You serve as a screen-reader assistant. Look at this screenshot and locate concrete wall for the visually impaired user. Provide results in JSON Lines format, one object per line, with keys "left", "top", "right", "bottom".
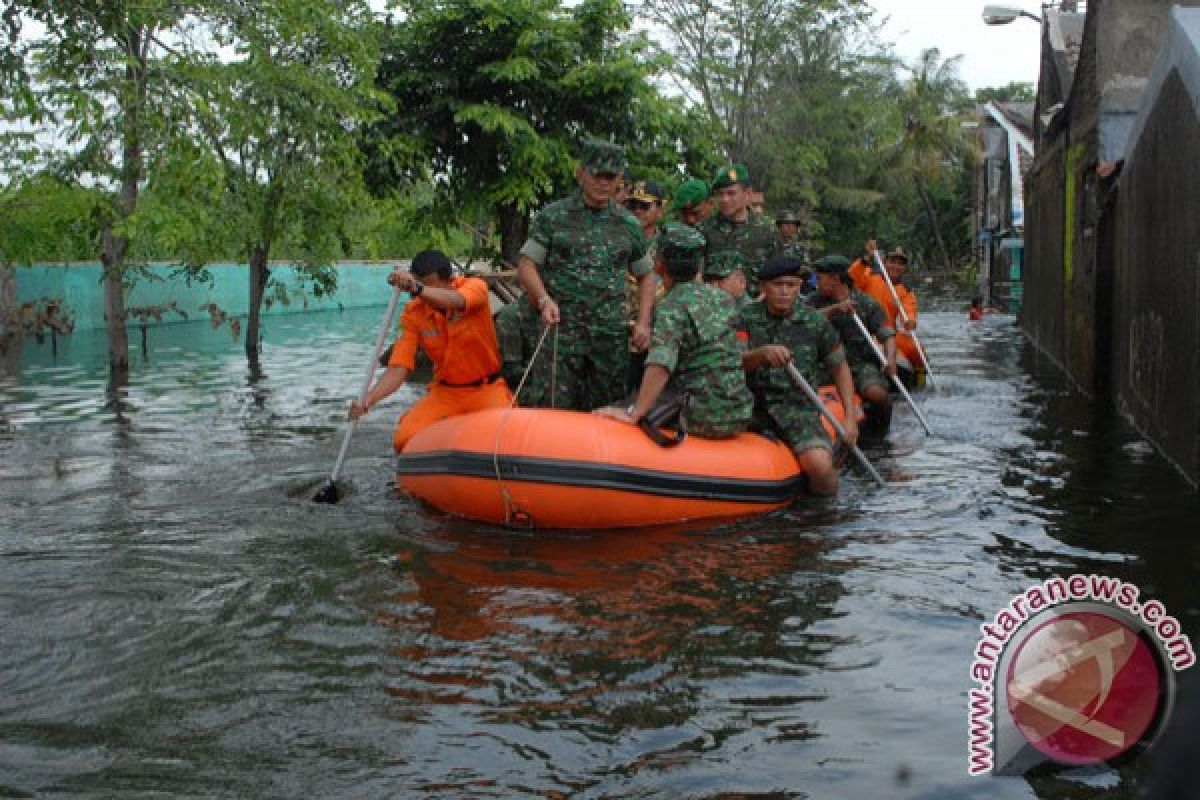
{"left": 1111, "top": 10, "right": 1200, "bottom": 485}
{"left": 11, "top": 261, "right": 401, "bottom": 332}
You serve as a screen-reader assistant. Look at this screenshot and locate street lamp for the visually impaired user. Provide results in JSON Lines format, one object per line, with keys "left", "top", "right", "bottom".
{"left": 982, "top": 4, "right": 1042, "bottom": 25}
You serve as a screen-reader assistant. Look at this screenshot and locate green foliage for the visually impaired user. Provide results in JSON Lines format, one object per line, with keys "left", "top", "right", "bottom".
{"left": 974, "top": 82, "right": 1036, "bottom": 105}
{"left": 0, "top": 173, "right": 103, "bottom": 264}
{"left": 371, "top": 0, "right": 711, "bottom": 260}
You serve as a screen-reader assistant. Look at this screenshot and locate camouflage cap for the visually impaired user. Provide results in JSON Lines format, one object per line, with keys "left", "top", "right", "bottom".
{"left": 657, "top": 222, "right": 706, "bottom": 263}
{"left": 703, "top": 250, "right": 745, "bottom": 279}
{"left": 711, "top": 163, "right": 750, "bottom": 190}
{"left": 758, "top": 254, "right": 805, "bottom": 281}
{"left": 775, "top": 209, "right": 801, "bottom": 224}
{"left": 813, "top": 254, "right": 851, "bottom": 274}
{"left": 885, "top": 245, "right": 909, "bottom": 263}
{"left": 673, "top": 178, "right": 709, "bottom": 209}
{"left": 579, "top": 138, "right": 626, "bottom": 173}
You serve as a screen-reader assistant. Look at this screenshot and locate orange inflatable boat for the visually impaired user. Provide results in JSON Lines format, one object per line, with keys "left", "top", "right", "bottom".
{"left": 396, "top": 387, "right": 850, "bottom": 529}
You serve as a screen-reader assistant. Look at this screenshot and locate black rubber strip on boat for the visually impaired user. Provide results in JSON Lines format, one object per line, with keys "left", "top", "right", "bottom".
{"left": 395, "top": 450, "right": 809, "bottom": 503}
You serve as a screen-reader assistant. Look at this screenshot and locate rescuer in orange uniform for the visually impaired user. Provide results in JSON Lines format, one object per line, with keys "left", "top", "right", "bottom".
{"left": 848, "top": 244, "right": 923, "bottom": 368}
{"left": 350, "top": 250, "right": 512, "bottom": 452}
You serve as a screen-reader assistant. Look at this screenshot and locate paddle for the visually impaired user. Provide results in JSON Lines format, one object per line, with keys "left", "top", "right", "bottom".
{"left": 313, "top": 284, "right": 405, "bottom": 504}
{"left": 849, "top": 310, "right": 935, "bottom": 436}
{"left": 871, "top": 250, "right": 938, "bottom": 389}
{"left": 784, "top": 362, "right": 885, "bottom": 487}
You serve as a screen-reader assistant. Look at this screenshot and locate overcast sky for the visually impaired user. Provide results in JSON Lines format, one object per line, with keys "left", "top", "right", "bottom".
{"left": 870, "top": 0, "right": 1043, "bottom": 90}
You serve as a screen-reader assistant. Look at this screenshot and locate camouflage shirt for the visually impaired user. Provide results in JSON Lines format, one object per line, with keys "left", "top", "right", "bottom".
{"left": 645, "top": 281, "right": 753, "bottom": 438}
{"left": 698, "top": 213, "right": 783, "bottom": 283}
{"left": 520, "top": 191, "right": 652, "bottom": 329}
{"left": 734, "top": 299, "right": 846, "bottom": 409}
{"left": 808, "top": 289, "right": 894, "bottom": 373}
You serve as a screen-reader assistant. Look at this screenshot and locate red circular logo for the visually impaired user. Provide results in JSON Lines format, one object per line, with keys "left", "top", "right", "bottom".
{"left": 1005, "top": 610, "right": 1164, "bottom": 765}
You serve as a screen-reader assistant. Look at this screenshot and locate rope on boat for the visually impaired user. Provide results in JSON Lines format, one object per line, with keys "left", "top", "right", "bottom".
{"left": 494, "top": 321, "right": 558, "bottom": 525}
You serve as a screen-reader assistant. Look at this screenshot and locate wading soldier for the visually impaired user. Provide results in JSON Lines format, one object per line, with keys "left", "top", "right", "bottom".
{"left": 699, "top": 164, "right": 782, "bottom": 286}
{"left": 809, "top": 254, "right": 896, "bottom": 431}
{"left": 597, "top": 223, "right": 753, "bottom": 439}
{"left": 516, "top": 139, "right": 654, "bottom": 410}
{"left": 737, "top": 254, "right": 859, "bottom": 496}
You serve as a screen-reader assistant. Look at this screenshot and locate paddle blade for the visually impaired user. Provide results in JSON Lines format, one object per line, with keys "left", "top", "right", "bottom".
{"left": 312, "top": 480, "right": 341, "bottom": 504}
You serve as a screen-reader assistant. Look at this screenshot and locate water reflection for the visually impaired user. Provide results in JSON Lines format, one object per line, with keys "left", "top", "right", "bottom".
{"left": 381, "top": 522, "right": 849, "bottom": 795}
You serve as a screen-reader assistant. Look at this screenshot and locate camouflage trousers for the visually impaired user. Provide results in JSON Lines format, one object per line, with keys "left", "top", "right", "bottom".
{"left": 754, "top": 400, "right": 833, "bottom": 455}
{"left": 493, "top": 300, "right": 528, "bottom": 392}
{"left": 510, "top": 309, "right": 630, "bottom": 411}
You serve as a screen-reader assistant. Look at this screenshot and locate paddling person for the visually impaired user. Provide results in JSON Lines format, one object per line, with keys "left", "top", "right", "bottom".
{"left": 809, "top": 254, "right": 896, "bottom": 431}
{"left": 349, "top": 250, "right": 511, "bottom": 452}
{"left": 849, "top": 245, "right": 920, "bottom": 340}
{"left": 736, "top": 254, "right": 859, "bottom": 496}
{"left": 516, "top": 138, "right": 655, "bottom": 410}
{"left": 597, "top": 223, "right": 752, "bottom": 439}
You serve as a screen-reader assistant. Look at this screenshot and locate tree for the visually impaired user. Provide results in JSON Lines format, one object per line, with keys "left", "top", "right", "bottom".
{"left": 183, "top": 0, "right": 383, "bottom": 360}
{"left": 371, "top": 0, "right": 703, "bottom": 264}
{"left": 974, "top": 82, "right": 1036, "bottom": 105}
{"left": 879, "top": 47, "right": 971, "bottom": 270}
{"left": 9, "top": 1, "right": 216, "bottom": 373}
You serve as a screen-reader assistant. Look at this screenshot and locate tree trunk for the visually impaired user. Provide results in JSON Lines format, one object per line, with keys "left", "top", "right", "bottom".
{"left": 101, "top": 233, "right": 130, "bottom": 373}
{"left": 915, "top": 176, "right": 952, "bottom": 270}
{"left": 498, "top": 204, "right": 529, "bottom": 268}
{"left": 246, "top": 244, "right": 270, "bottom": 360}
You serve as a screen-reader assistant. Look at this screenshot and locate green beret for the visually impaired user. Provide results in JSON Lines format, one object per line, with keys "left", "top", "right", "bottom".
{"left": 711, "top": 163, "right": 749, "bottom": 191}
{"left": 658, "top": 221, "right": 706, "bottom": 258}
{"left": 673, "top": 178, "right": 709, "bottom": 208}
{"left": 579, "top": 138, "right": 626, "bottom": 173}
{"left": 813, "top": 254, "right": 851, "bottom": 274}
{"left": 757, "top": 254, "right": 805, "bottom": 282}
{"left": 703, "top": 250, "right": 745, "bottom": 279}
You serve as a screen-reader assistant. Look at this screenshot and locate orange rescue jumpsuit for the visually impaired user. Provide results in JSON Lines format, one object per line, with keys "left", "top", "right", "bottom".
{"left": 388, "top": 276, "right": 512, "bottom": 452}
{"left": 848, "top": 257, "right": 924, "bottom": 368}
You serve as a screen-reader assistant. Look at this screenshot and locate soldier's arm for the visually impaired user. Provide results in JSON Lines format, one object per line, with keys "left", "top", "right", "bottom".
{"left": 829, "top": 357, "right": 859, "bottom": 448}
{"left": 632, "top": 272, "right": 655, "bottom": 351}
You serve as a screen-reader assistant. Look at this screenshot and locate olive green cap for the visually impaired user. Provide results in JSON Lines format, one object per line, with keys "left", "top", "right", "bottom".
{"left": 775, "top": 209, "right": 801, "bottom": 224}
{"left": 813, "top": 254, "right": 851, "bottom": 274}
{"left": 673, "top": 178, "right": 709, "bottom": 208}
{"left": 579, "top": 138, "right": 626, "bottom": 173}
{"left": 703, "top": 250, "right": 745, "bottom": 279}
{"left": 711, "top": 163, "right": 749, "bottom": 190}
{"left": 657, "top": 222, "right": 706, "bottom": 267}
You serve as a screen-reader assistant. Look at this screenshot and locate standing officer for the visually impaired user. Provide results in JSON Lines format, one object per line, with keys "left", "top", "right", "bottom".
{"left": 699, "top": 164, "right": 782, "bottom": 285}
{"left": 516, "top": 139, "right": 654, "bottom": 410}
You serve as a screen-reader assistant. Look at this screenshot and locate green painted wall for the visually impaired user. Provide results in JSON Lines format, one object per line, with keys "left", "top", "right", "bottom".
{"left": 14, "top": 261, "right": 402, "bottom": 331}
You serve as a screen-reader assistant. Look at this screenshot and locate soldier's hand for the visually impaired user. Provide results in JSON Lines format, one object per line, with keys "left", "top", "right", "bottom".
{"left": 841, "top": 416, "right": 860, "bottom": 449}
{"left": 540, "top": 298, "right": 560, "bottom": 326}
{"left": 837, "top": 299, "right": 855, "bottom": 315}
{"left": 759, "top": 345, "right": 793, "bottom": 367}
{"left": 349, "top": 400, "right": 368, "bottom": 421}
{"left": 631, "top": 322, "right": 652, "bottom": 352}
{"left": 594, "top": 405, "right": 634, "bottom": 424}
{"left": 883, "top": 361, "right": 898, "bottom": 379}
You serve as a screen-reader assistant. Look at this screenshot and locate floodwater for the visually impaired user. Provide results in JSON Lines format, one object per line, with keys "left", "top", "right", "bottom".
{"left": 1, "top": 303, "right": 1198, "bottom": 799}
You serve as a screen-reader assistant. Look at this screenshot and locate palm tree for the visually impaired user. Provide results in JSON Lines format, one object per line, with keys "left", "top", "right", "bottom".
{"left": 882, "top": 48, "right": 971, "bottom": 270}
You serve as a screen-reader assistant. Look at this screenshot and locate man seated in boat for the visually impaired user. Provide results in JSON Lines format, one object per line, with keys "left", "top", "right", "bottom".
{"left": 349, "top": 250, "right": 512, "bottom": 452}
{"left": 595, "top": 223, "right": 753, "bottom": 440}
{"left": 808, "top": 254, "right": 896, "bottom": 431}
{"left": 736, "top": 254, "right": 860, "bottom": 496}
{"left": 848, "top": 244, "right": 922, "bottom": 369}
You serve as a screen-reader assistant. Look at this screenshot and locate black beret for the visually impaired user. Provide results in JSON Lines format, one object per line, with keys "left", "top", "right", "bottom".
{"left": 757, "top": 254, "right": 805, "bottom": 281}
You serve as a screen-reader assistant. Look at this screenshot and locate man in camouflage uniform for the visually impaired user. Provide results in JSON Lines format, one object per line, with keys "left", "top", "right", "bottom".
{"left": 775, "top": 209, "right": 810, "bottom": 261}
{"left": 699, "top": 164, "right": 782, "bottom": 286}
{"left": 736, "top": 254, "right": 859, "bottom": 496}
{"left": 702, "top": 250, "right": 750, "bottom": 312}
{"left": 808, "top": 254, "right": 896, "bottom": 430}
{"left": 596, "top": 223, "right": 752, "bottom": 439}
{"left": 674, "top": 178, "right": 712, "bottom": 227}
{"left": 516, "top": 139, "right": 654, "bottom": 410}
